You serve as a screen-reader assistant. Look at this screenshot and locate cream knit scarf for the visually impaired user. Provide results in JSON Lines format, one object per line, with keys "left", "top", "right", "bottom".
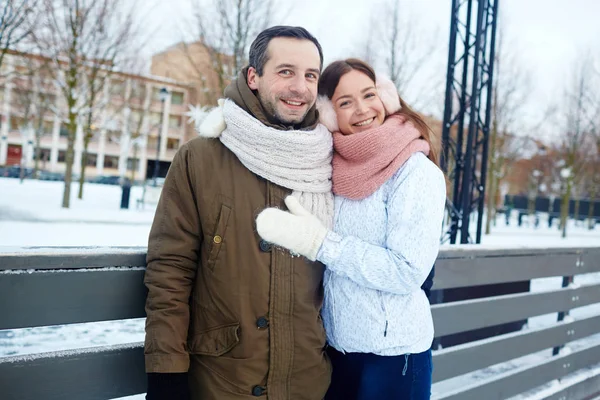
{"left": 200, "top": 99, "right": 334, "bottom": 228}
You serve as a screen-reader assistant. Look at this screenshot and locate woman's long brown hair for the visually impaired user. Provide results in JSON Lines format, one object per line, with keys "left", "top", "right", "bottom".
{"left": 318, "top": 58, "right": 441, "bottom": 168}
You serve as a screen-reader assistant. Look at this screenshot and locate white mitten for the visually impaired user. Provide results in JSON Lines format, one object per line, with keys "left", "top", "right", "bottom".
{"left": 256, "top": 196, "right": 328, "bottom": 261}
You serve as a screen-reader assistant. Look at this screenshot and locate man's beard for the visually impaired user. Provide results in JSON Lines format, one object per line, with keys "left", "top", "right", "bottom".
{"left": 258, "top": 91, "right": 311, "bottom": 126}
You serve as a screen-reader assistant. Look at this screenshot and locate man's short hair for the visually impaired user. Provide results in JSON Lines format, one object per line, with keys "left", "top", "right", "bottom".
{"left": 248, "top": 26, "right": 324, "bottom": 76}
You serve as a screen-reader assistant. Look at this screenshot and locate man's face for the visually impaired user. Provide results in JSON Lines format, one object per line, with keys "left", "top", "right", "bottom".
{"left": 247, "top": 37, "right": 321, "bottom": 126}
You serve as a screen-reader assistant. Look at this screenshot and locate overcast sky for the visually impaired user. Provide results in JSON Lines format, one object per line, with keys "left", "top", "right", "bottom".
{"left": 143, "top": 0, "right": 600, "bottom": 136}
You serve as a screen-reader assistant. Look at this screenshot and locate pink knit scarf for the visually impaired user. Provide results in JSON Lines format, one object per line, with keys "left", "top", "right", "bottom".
{"left": 332, "top": 114, "right": 430, "bottom": 200}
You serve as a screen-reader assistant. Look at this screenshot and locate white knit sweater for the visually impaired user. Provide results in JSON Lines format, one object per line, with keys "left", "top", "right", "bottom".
{"left": 316, "top": 152, "right": 446, "bottom": 355}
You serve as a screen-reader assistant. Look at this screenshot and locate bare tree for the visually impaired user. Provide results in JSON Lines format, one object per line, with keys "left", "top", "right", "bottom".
{"left": 34, "top": 0, "right": 146, "bottom": 207}
{"left": 10, "top": 60, "right": 36, "bottom": 181}
{"left": 385, "top": 0, "right": 438, "bottom": 93}
{"left": 174, "top": 0, "right": 274, "bottom": 105}
{"left": 0, "top": 0, "right": 39, "bottom": 72}
{"left": 127, "top": 111, "right": 147, "bottom": 184}
{"left": 356, "top": 10, "right": 381, "bottom": 68}
{"left": 11, "top": 55, "right": 54, "bottom": 178}
{"left": 584, "top": 140, "right": 599, "bottom": 229}
{"left": 357, "top": 0, "right": 439, "bottom": 108}
{"left": 484, "top": 26, "right": 533, "bottom": 234}
{"left": 121, "top": 80, "right": 151, "bottom": 184}
{"left": 556, "top": 55, "right": 598, "bottom": 237}
{"left": 584, "top": 73, "right": 600, "bottom": 229}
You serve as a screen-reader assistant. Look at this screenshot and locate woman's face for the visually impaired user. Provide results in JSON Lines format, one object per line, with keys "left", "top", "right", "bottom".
{"left": 331, "top": 70, "right": 386, "bottom": 135}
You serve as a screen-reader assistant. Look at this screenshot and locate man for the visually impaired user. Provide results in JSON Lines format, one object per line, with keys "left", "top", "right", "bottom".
{"left": 144, "top": 26, "right": 333, "bottom": 400}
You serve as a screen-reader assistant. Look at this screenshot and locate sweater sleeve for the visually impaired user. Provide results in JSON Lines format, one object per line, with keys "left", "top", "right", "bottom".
{"left": 317, "top": 155, "right": 446, "bottom": 295}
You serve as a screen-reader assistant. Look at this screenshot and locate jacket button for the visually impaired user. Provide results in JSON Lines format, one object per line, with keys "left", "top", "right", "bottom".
{"left": 252, "top": 386, "right": 265, "bottom": 396}
{"left": 256, "top": 316, "right": 269, "bottom": 329}
{"left": 213, "top": 235, "right": 222, "bottom": 244}
{"left": 259, "top": 239, "right": 272, "bottom": 252}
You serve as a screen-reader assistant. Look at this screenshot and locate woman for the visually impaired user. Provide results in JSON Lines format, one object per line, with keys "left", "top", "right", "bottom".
{"left": 256, "top": 58, "right": 446, "bottom": 399}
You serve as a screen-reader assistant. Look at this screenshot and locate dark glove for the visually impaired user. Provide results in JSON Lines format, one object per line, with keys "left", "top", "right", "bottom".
{"left": 146, "top": 372, "right": 190, "bottom": 400}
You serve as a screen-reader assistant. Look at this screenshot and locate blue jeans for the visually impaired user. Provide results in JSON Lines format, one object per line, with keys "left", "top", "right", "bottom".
{"left": 325, "top": 347, "right": 432, "bottom": 400}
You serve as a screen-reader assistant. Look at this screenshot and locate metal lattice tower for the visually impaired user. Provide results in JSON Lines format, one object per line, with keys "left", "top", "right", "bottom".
{"left": 441, "top": 0, "right": 499, "bottom": 244}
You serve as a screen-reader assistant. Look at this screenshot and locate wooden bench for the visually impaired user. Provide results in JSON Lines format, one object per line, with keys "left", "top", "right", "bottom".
{"left": 1, "top": 246, "right": 599, "bottom": 400}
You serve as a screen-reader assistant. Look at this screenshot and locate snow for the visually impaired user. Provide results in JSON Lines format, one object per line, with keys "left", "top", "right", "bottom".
{"left": 0, "top": 178, "right": 155, "bottom": 246}
{"left": 0, "top": 341, "right": 143, "bottom": 364}
{"left": 2, "top": 177, "right": 599, "bottom": 247}
{"left": 1, "top": 177, "right": 599, "bottom": 399}
{"left": 0, "top": 319, "right": 146, "bottom": 358}
{"left": 0, "top": 266, "right": 146, "bottom": 274}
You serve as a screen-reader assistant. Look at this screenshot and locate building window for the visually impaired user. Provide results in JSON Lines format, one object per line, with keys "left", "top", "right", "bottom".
{"left": 10, "top": 116, "right": 24, "bottom": 131}
{"left": 171, "top": 91, "right": 184, "bottom": 105}
{"left": 167, "top": 138, "right": 180, "bottom": 150}
{"left": 127, "top": 157, "right": 139, "bottom": 171}
{"left": 168, "top": 115, "right": 182, "bottom": 129}
{"left": 58, "top": 150, "right": 66, "bottom": 162}
{"left": 147, "top": 136, "right": 158, "bottom": 151}
{"left": 85, "top": 153, "right": 97, "bottom": 166}
{"left": 129, "top": 110, "right": 144, "bottom": 129}
{"left": 149, "top": 112, "right": 161, "bottom": 126}
{"left": 43, "top": 121, "right": 54, "bottom": 135}
{"left": 130, "top": 82, "right": 146, "bottom": 102}
{"left": 104, "top": 155, "right": 119, "bottom": 169}
{"left": 35, "top": 148, "right": 51, "bottom": 162}
{"left": 59, "top": 124, "right": 70, "bottom": 137}
{"left": 39, "top": 92, "right": 56, "bottom": 107}
{"left": 107, "top": 130, "right": 121, "bottom": 144}
{"left": 111, "top": 79, "right": 125, "bottom": 96}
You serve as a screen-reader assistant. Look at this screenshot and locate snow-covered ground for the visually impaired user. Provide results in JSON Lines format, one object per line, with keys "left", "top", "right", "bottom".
{"left": 1, "top": 177, "right": 599, "bottom": 399}
{"left": 0, "top": 177, "right": 155, "bottom": 247}
{"left": 1, "top": 177, "right": 599, "bottom": 248}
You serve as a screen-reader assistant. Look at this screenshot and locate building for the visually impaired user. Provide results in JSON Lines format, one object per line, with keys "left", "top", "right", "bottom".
{"left": 0, "top": 49, "right": 198, "bottom": 181}
{"left": 150, "top": 41, "right": 234, "bottom": 106}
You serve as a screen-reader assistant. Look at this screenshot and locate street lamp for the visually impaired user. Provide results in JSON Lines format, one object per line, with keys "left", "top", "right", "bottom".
{"left": 152, "top": 87, "right": 169, "bottom": 187}
{"left": 560, "top": 167, "right": 571, "bottom": 180}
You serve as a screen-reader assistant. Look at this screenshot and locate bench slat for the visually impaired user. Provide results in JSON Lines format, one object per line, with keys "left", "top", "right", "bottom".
{"left": 432, "top": 283, "right": 600, "bottom": 337}
{"left": 433, "top": 314, "right": 600, "bottom": 382}
{"left": 433, "top": 248, "right": 600, "bottom": 290}
{"left": 0, "top": 269, "right": 147, "bottom": 330}
{"left": 433, "top": 341, "right": 600, "bottom": 400}
{"left": 0, "top": 247, "right": 146, "bottom": 270}
{"left": 0, "top": 343, "right": 145, "bottom": 400}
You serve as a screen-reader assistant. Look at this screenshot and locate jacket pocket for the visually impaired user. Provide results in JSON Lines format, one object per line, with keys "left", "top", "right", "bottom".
{"left": 207, "top": 203, "right": 232, "bottom": 271}
{"left": 188, "top": 322, "right": 240, "bottom": 356}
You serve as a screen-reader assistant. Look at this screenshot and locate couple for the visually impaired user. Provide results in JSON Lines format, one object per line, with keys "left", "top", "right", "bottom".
{"left": 144, "top": 25, "right": 446, "bottom": 400}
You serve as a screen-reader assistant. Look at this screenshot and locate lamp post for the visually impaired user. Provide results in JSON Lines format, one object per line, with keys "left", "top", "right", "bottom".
{"left": 152, "top": 87, "right": 169, "bottom": 187}
{"left": 560, "top": 167, "right": 572, "bottom": 238}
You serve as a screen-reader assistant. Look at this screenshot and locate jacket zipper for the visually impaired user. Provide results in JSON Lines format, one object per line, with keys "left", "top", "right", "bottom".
{"left": 379, "top": 291, "right": 389, "bottom": 337}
